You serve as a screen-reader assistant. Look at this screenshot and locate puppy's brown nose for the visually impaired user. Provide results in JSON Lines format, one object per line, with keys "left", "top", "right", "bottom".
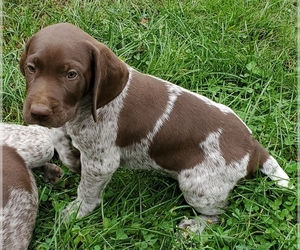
{"left": 30, "top": 104, "right": 52, "bottom": 120}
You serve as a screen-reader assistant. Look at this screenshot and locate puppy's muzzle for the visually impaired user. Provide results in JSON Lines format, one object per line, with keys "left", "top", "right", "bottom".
{"left": 30, "top": 103, "right": 52, "bottom": 122}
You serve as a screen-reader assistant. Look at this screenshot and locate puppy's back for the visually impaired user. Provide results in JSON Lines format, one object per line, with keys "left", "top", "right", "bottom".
{"left": 1, "top": 145, "right": 38, "bottom": 250}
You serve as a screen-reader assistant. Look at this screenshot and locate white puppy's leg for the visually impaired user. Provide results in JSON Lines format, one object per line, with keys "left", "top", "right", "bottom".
{"left": 177, "top": 171, "right": 233, "bottom": 235}
{"left": 63, "top": 150, "right": 120, "bottom": 219}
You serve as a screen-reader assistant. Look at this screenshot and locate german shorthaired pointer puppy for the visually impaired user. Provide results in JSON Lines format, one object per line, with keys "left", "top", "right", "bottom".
{"left": 0, "top": 123, "right": 80, "bottom": 249}
{"left": 1, "top": 124, "right": 57, "bottom": 249}
{"left": 20, "top": 23, "right": 291, "bottom": 233}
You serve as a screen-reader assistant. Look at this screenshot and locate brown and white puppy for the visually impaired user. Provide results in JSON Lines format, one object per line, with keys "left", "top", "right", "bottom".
{"left": 20, "top": 23, "right": 291, "bottom": 233}
{"left": 1, "top": 144, "right": 39, "bottom": 250}
{"left": 0, "top": 123, "right": 80, "bottom": 249}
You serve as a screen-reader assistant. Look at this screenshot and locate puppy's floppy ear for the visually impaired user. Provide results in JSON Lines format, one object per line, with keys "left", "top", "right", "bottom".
{"left": 19, "top": 37, "right": 33, "bottom": 76}
{"left": 86, "top": 41, "right": 129, "bottom": 122}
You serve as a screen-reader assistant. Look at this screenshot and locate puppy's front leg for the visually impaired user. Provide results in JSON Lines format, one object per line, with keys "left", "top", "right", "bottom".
{"left": 50, "top": 126, "right": 81, "bottom": 174}
{"left": 63, "top": 151, "right": 120, "bottom": 219}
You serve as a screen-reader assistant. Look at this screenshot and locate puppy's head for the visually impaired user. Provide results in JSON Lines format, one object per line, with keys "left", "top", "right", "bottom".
{"left": 20, "top": 23, "right": 129, "bottom": 127}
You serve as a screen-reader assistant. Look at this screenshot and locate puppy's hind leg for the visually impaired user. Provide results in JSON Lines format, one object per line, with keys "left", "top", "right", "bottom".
{"left": 177, "top": 193, "right": 225, "bottom": 236}
{"left": 177, "top": 171, "right": 235, "bottom": 235}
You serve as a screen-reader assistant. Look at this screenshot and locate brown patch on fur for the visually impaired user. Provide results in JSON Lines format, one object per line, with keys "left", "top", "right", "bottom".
{"left": 2, "top": 145, "right": 33, "bottom": 207}
{"left": 246, "top": 139, "right": 270, "bottom": 178}
{"left": 116, "top": 71, "right": 169, "bottom": 147}
{"left": 218, "top": 113, "right": 253, "bottom": 164}
{"left": 149, "top": 91, "right": 253, "bottom": 172}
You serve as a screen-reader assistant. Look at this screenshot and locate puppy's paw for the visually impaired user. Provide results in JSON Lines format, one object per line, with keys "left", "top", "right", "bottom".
{"left": 62, "top": 197, "right": 98, "bottom": 222}
{"left": 177, "top": 215, "right": 219, "bottom": 238}
{"left": 61, "top": 200, "right": 81, "bottom": 221}
{"left": 43, "top": 163, "right": 64, "bottom": 185}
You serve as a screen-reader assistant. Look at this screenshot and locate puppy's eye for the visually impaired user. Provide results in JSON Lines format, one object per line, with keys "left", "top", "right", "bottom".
{"left": 67, "top": 71, "right": 77, "bottom": 79}
{"left": 27, "top": 65, "right": 35, "bottom": 73}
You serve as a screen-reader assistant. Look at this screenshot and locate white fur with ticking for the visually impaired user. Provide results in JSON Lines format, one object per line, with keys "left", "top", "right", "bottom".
{"left": 0, "top": 124, "right": 52, "bottom": 249}
{"left": 178, "top": 129, "right": 250, "bottom": 215}
{"left": 64, "top": 81, "right": 130, "bottom": 217}
{"left": 0, "top": 123, "right": 79, "bottom": 249}
{"left": 0, "top": 123, "right": 81, "bottom": 173}
{"left": 1, "top": 185, "right": 38, "bottom": 249}
{"left": 0, "top": 123, "right": 54, "bottom": 168}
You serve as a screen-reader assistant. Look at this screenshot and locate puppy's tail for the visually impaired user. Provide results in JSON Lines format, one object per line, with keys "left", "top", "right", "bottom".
{"left": 252, "top": 140, "right": 291, "bottom": 188}
{"left": 260, "top": 155, "right": 291, "bottom": 188}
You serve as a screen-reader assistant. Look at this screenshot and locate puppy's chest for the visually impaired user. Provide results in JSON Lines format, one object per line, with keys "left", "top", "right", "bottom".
{"left": 66, "top": 112, "right": 120, "bottom": 158}
{"left": 66, "top": 89, "right": 128, "bottom": 156}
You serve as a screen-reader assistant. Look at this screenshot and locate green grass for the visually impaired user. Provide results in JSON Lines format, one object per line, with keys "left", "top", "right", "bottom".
{"left": 3, "top": 0, "right": 298, "bottom": 249}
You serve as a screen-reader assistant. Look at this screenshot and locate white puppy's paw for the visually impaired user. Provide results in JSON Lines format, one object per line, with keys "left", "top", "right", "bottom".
{"left": 61, "top": 200, "right": 81, "bottom": 221}
{"left": 177, "top": 215, "right": 219, "bottom": 238}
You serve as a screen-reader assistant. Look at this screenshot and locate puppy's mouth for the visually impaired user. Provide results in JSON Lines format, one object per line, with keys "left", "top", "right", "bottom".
{"left": 23, "top": 112, "right": 67, "bottom": 128}
{"left": 31, "top": 119, "right": 67, "bottom": 128}
{"left": 23, "top": 98, "right": 78, "bottom": 128}
{"left": 26, "top": 116, "right": 51, "bottom": 127}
